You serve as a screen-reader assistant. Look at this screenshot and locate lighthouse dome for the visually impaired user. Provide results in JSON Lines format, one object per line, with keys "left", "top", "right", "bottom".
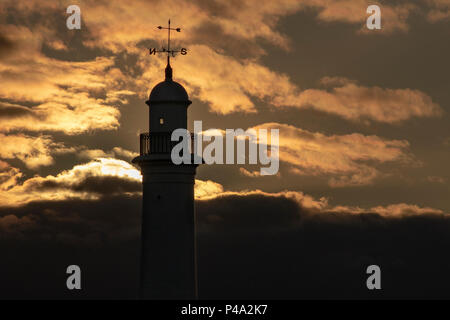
{"left": 149, "top": 80, "right": 189, "bottom": 102}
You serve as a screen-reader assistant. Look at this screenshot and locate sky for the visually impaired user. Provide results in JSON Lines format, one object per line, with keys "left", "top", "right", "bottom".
{"left": 0, "top": 0, "right": 450, "bottom": 299}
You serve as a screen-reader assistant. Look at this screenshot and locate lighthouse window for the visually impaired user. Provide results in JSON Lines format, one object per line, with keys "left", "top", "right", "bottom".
{"left": 159, "top": 117, "right": 164, "bottom": 125}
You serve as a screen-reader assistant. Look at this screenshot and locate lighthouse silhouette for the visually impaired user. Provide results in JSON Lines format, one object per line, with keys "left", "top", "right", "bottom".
{"left": 133, "top": 57, "right": 199, "bottom": 299}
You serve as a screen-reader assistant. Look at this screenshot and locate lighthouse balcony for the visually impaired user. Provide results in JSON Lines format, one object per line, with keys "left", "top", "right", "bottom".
{"left": 139, "top": 132, "right": 194, "bottom": 155}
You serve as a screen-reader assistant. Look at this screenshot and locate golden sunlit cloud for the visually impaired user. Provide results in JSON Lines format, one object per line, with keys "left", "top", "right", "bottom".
{"left": 194, "top": 179, "right": 225, "bottom": 200}
{"left": 272, "top": 78, "right": 442, "bottom": 123}
{"left": 175, "top": 45, "right": 297, "bottom": 114}
{"left": 0, "top": 25, "right": 130, "bottom": 134}
{"left": 0, "top": 133, "right": 74, "bottom": 169}
{"left": 0, "top": 158, "right": 142, "bottom": 207}
{"left": 0, "top": 2, "right": 444, "bottom": 125}
{"left": 308, "top": 0, "right": 415, "bottom": 33}
{"left": 78, "top": 147, "right": 139, "bottom": 161}
{"left": 0, "top": 157, "right": 226, "bottom": 207}
{"left": 251, "top": 122, "right": 416, "bottom": 187}
{"left": 239, "top": 168, "right": 263, "bottom": 178}
{"left": 0, "top": 160, "right": 22, "bottom": 190}
{"left": 0, "top": 157, "right": 446, "bottom": 228}
{"left": 330, "top": 203, "right": 444, "bottom": 216}
{"left": 167, "top": 49, "right": 442, "bottom": 122}
{"left": 7, "top": 0, "right": 438, "bottom": 56}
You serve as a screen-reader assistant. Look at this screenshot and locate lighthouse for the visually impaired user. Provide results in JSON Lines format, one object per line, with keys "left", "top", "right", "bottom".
{"left": 133, "top": 46, "right": 199, "bottom": 298}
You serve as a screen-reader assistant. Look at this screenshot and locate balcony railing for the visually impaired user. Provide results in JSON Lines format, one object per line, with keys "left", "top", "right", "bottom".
{"left": 139, "top": 132, "right": 195, "bottom": 156}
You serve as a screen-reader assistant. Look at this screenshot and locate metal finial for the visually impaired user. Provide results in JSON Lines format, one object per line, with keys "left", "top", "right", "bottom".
{"left": 165, "top": 56, "right": 172, "bottom": 81}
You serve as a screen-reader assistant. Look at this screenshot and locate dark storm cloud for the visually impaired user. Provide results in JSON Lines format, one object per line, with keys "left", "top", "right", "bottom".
{"left": 1, "top": 190, "right": 450, "bottom": 299}
{"left": 25, "top": 174, "right": 141, "bottom": 196}
{"left": 0, "top": 196, "right": 142, "bottom": 299}
{"left": 71, "top": 176, "right": 141, "bottom": 195}
{"left": 196, "top": 193, "right": 303, "bottom": 230}
{"left": 196, "top": 194, "right": 450, "bottom": 299}
{"left": 0, "top": 195, "right": 141, "bottom": 243}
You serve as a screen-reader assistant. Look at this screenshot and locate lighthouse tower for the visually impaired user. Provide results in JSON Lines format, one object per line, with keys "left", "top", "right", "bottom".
{"left": 133, "top": 59, "right": 199, "bottom": 299}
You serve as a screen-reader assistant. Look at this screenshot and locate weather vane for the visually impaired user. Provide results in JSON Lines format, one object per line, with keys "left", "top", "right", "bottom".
{"left": 149, "top": 19, "right": 187, "bottom": 63}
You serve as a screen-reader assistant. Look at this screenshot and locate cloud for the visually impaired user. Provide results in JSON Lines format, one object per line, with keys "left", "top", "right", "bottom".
{"left": 0, "top": 101, "right": 34, "bottom": 118}
{"left": 330, "top": 203, "right": 444, "bottom": 217}
{"left": 171, "top": 45, "right": 298, "bottom": 114}
{"left": 160, "top": 46, "right": 441, "bottom": 121}
{"left": 0, "top": 0, "right": 448, "bottom": 299}
{"left": 0, "top": 133, "right": 74, "bottom": 169}
{"left": 143, "top": 46, "right": 442, "bottom": 123}
{"left": 137, "top": 45, "right": 297, "bottom": 114}
{"left": 112, "top": 147, "right": 139, "bottom": 160}
{"left": 1, "top": 180, "right": 447, "bottom": 299}
{"left": 250, "top": 122, "right": 415, "bottom": 187}
{"left": 319, "top": 76, "right": 357, "bottom": 87}
{"left": 0, "top": 190, "right": 448, "bottom": 299}
{"left": 308, "top": 0, "right": 416, "bottom": 34}
{"left": 194, "top": 191, "right": 450, "bottom": 299}
{"left": 176, "top": 51, "right": 442, "bottom": 122}
{"left": 1, "top": 167, "right": 445, "bottom": 238}
{"left": 77, "top": 147, "right": 138, "bottom": 161}
{"left": 191, "top": 121, "right": 418, "bottom": 186}
{"left": 0, "top": 3, "right": 443, "bottom": 123}
{"left": 0, "top": 148, "right": 435, "bottom": 215}
{"left": 239, "top": 168, "right": 263, "bottom": 178}
{"left": 0, "top": 158, "right": 142, "bottom": 207}
{"left": 197, "top": 186, "right": 444, "bottom": 219}
{"left": 0, "top": 132, "right": 138, "bottom": 172}
{"left": 0, "top": 213, "right": 33, "bottom": 232}
{"left": 194, "top": 179, "right": 225, "bottom": 200}
{"left": 426, "top": 0, "right": 450, "bottom": 22}
{"left": 0, "top": 156, "right": 227, "bottom": 207}
{"left": 272, "top": 78, "right": 442, "bottom": 123}
{"left": 239, "top": 167, "right": 281, "bottom": 178}
{"left": 427, "top": 175, "right": 447, "bottom": 184}
{"left": 0, "top": 25, "right": 130, "bottom": 134}
{"left": 6, "top": 0, "right": 423, "bottom": 59}
{"left": 0, "top": 162, "right": 447, "bottom": 298}
{"left": 0, "top": 160, "right": 22, "bottom": 190}
{"left": 78, "top": 149, "right": 111, "bottom": 160}
{"left": 61, "top": 0, "right": 298, "bottom": 53}
{"left": 0, "top": 32, "right": 15, "bottom": 57}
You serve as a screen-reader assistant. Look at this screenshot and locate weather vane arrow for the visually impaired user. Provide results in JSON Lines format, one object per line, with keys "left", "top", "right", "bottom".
{"left": 149, "top": 19, "right": 187, "bottom": 58}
